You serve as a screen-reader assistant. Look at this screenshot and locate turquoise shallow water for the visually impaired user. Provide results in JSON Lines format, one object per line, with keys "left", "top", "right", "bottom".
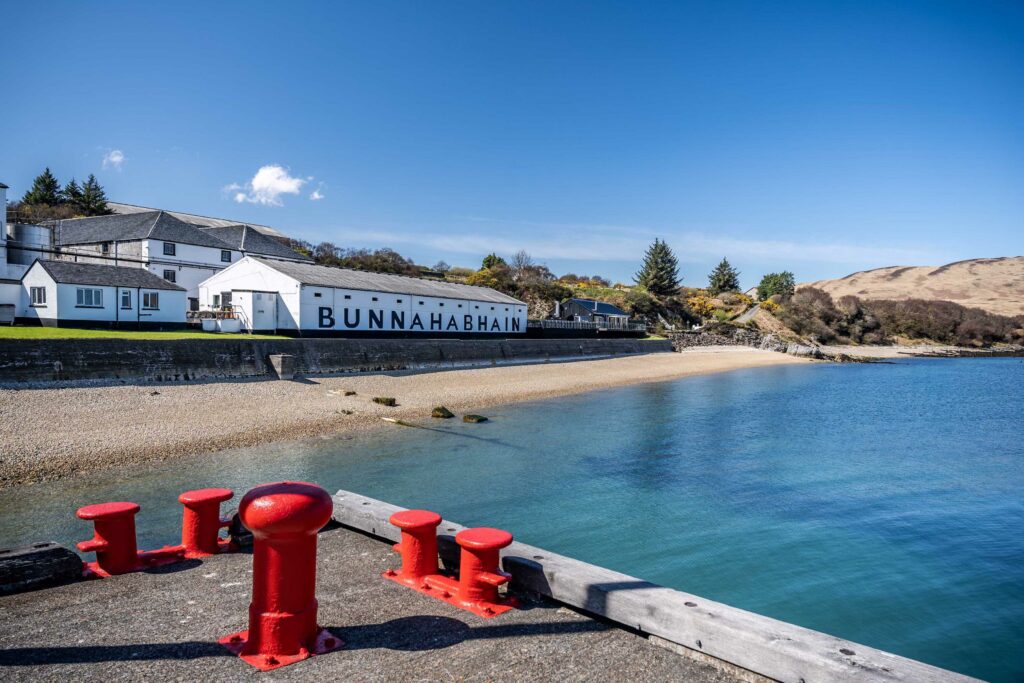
{"left": 1, "top": 358, "right": 1022, "bottom": 681}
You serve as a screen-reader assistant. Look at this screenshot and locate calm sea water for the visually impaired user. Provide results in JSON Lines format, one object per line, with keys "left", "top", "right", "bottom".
{"left": 1, "top": 358, "right": 1022, "bottom": 681}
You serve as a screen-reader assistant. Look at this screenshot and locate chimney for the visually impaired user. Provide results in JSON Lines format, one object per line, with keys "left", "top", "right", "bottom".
{"left": 0, "top": 182, "right": 7, "bottom": 241}
{"left": 554, "top": 299, "right": 560, "bottom": 318}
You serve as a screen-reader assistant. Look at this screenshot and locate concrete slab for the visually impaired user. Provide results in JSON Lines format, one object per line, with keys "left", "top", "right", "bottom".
{"left": 0, "top": 527, "right": 736, "bottom": 682}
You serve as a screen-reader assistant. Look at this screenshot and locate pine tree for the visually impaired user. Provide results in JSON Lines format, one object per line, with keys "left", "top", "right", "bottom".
{"left": 482, "top": 253, "right": 506, "bottom": 269}
{"left": 707, "top": 257, "right": 741, "bottom": 295}
{"left": 77, "top": 175, "right": 112, "bottom": 216}
{"left": 62, "top": 178, "right": 83, "bottom": 209}
{"left": 634, "top": 239, "right": 680, "bottom": 296}
{"left": 21, "top": 168, "right": 63, "bottom": 205}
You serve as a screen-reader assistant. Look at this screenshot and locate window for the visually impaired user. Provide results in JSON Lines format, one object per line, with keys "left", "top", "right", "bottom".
{"left": 101, "top": 242, "right": 110, "bottom": 254}
{"left": 439, "top": 302, "right": 444, "bottom": 307}
{"left": 143, "top": 292, "right": 159, "bottom": 310}
{"left": 76, "top": 288, "right": 103, "bottom": 307}
{"left": 458, "top": 304, "right": 462, "bottom": 308}
{"left": 419, "top": 301, "right": 424, "bottom": 305}
{"left": 212, "top": 294, "right": 220, "bottom": 307}
{"left": 221, "top": 250, "right": 231, "bottom": 263}
{"left": 30, "top": 287, "right": 46, "bottom": 306}
{"left": 313, "top": 292, "right": 322, "bottom": 298}
{"left": 163, "top": 242, "right": 176, "bottom": 256}
{"left": 344, "top": 294, "right": 351, "bottom": 300}
{"left": 396, "top": 299, "right": 402, "bottom": 304}
{"left": 121, "top": 290, "right": 131, "bottom": 309}
{"left": 372, "top": 297, "right": 378, "bottom": 302}
{"left": 163, "top": 270, "right": 176, "bottom": 283}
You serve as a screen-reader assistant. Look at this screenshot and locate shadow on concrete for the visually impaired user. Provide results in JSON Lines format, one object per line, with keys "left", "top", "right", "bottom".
{"left": 0, "top": 615, "right": 608, "bottom": 665}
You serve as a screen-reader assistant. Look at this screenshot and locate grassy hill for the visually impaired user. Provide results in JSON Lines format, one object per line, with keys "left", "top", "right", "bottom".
{"left": 803, "top": 256, "right": 1024, "bottom": 317}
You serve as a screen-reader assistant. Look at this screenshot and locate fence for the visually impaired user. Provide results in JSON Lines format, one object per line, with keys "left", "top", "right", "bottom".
{"left": 528, "top": 318, "right": 648, "bottom": 333}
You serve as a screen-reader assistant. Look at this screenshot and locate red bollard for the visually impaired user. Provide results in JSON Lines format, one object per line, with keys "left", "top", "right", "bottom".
{"left": 383, "top": 509, "right": 442, "bottom": 590}
{"left": 178, "top": 488, "right": 234, "bottom": 558}
{"left": 422, "top": 527, "right": 518, "bottom": 618}
{"left": 219, "top": 481, "right": 343, "bottom": 671}
{"left": 76, "top": 502, "right": 142, "bottom": 577}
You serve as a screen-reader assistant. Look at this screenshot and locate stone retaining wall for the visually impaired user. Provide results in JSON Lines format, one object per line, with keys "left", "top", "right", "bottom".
{"left": 0, "top": 337, "right": 673, "bottom": 383}
{"left": 667, "top": 324, "right": 825, "bottom": 358}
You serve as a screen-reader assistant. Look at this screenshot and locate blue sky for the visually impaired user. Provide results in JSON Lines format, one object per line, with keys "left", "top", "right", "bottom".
{"left": 2, "top": 1, "right": 1021, "bottom": 288}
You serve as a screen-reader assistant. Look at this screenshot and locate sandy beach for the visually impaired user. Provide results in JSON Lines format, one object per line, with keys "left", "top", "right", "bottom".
{"left": 0, "top": 347, "right": 809, "bottom": 488}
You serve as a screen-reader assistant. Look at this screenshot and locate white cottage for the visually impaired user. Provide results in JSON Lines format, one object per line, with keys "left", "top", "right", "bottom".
{"left": 19, "top": 259, "right": 187, "bottom": 329}
{"left": 198, "top": 256, "right": 528, "bottom": 335}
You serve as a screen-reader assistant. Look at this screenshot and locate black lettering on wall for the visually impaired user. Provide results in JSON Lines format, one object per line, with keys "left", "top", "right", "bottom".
{"left": 369, "top": 309, "right": 384, "bottom": 329}
{"left": 411, "top": 313, "right": 424, "bottom": 330}
{"left": 511, "top": 317, "right": 521, "bottom": 332}
{"left": 343, "top": 308, "right": 361, "bottom": 329}
{"left": 464, "top": 315, "right": 473, "bottom": 331}
{"left": 319, "top": 307, "right": 335, "bottom": 328}
{"left": 446, "top": 315, "right": 459, "bottom": 331}
{"left": 391, "top": 311, "right": 405, "bottom": 330}
{"left": 478, "top": 316, "right": 488, "bottom": 330}
{"left": 430, "top": 313, "right": 443, "bottom": 330}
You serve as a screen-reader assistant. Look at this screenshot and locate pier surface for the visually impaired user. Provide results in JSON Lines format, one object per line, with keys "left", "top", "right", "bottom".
{"left": 0, "top": 526, "right": 735, "bottom": 682}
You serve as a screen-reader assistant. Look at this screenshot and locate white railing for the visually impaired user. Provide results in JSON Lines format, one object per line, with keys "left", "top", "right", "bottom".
{"left": 528, "top": 318, "right": 648, "bottom": 332}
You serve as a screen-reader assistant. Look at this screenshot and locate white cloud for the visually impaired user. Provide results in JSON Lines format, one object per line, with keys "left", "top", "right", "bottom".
{"left": 228, "top": 165, "right": 308, "bottom": 206}
{"left": 102, "top": 149, "right": 125, "bottom": 170}
{"left": 309, "top": 183, "right": 325, "bottom": 201}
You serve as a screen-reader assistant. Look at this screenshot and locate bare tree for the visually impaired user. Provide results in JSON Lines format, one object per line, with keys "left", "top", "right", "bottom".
{"left": 511, "top": 250, "right": 535, "bottom": 281}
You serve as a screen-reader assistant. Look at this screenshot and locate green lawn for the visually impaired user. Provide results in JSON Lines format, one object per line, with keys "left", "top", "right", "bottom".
{"left": 0, "top": 327, "right": 288, "bottom": 340}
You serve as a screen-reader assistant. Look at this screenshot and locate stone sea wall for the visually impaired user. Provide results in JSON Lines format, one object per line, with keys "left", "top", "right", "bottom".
{"left": 667, "top": 324, "right": 825, "bottom": 358}
{"left": 0, "top": 337, "right": 673, "bottom": 383}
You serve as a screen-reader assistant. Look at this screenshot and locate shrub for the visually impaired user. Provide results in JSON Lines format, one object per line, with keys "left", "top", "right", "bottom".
{"left": 756, "top": 272, "right": 796, "bottom": 301}
{"left": 686, "top": 295, "right": 716, "bottom": 318}
{"left": 761, "top": 299, "right": 780, "bottom": 314}
{"left": 372, "top": 397, "right": 397, "bottom": 407}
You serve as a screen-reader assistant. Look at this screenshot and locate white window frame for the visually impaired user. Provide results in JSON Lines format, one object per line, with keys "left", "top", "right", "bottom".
{"left": 76, "top": 288, "right": 103, "bottom": 308}
{"left": 142, "top": 292, "right": 159, "bottom": 310}
{"left": 221, "top": 250, "right": 231, "bottom": 263}
{"left": 121, "top": 290, "right": 132, "bottom": 309}
{"left": 30, "top": 287, "right": 46, "bottom": 306}
{"left": 163, "top": 269, "right": 176, "bottom": 283}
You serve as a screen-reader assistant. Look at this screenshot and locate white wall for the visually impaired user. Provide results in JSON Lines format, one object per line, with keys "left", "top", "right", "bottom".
{"left": 198, "top": 258, "right": 301, "bottom": 330}
{"left": 143, "top": 239, "right": 238, "bottom": 299}
{"left": 19, "top": 263, "right": 58, "bottom": 321}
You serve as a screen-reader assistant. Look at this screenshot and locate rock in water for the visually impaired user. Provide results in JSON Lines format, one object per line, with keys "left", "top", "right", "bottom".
{"left": 463, "top": 414, "right": 488, "bottom": 423}
{"left": 432, "top": 406, "right": 455, "bottom": 419}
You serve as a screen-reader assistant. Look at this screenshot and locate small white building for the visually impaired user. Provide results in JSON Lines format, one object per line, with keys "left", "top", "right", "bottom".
{"left": 198, "top": 256, "right": 528, "bottom": 335}
{"left": 19, "top": 259, "right": 187, "bottom": 329}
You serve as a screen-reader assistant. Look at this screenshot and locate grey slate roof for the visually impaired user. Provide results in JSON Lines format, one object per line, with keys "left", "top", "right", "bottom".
{"left": 569, "top": 298, "right": 629, "bottom": 316}
{"left": 56, "top": 212, "right": 236, "bottom": 250}
{"left": 199, "top": 225, "right": 312, "bottom": 261}
{"left": 33, "top": 260, "right": 186, "bottom": 291}
{"left": 250, "top": 257, "right": 525, "bottom": 305}
{"left": 107, "top": 202, "right": 283, "bottom": 237}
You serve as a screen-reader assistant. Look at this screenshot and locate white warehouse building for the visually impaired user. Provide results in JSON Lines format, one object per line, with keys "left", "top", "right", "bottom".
{"left": 198, "top": 256, "right": 528, "bottom": 336}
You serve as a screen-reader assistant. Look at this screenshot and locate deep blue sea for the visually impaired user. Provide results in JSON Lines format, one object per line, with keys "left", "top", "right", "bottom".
{"left": 1, "top": 358, "right": 1022, "bottom": 681}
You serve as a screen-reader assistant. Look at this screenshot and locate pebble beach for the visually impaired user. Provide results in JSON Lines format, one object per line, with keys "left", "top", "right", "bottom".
{"left": 0, "top": 347, "right": 808, "bottom": 488}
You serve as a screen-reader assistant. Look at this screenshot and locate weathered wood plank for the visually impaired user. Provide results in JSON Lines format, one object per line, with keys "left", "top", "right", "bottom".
{"left": 0, "top": 541, "right": 82, "bottom": 595}
{"left": 332, "top": 490, "right": 979, "bottom": 683}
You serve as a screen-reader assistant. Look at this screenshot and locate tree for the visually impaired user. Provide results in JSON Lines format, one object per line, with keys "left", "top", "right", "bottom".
{"left": 432, "top": 260, "right": 451, "bottom": 274}
{"left": 482, "top": 253, "right": 506, "bottom": 269}
{"left": 634, "top": 239, "right": 680, "bottom": 296}
{"left": 21, "top": 168, "right": 63, "bottom": 206}
{"left": 510, "top": 250, "right": 535, "bottom": 280}
{"left": 756, "top": 271, "right": 796, "bottom": 301}
{"left": 77, "top": 175, "right": 112, "bottom": 216}
{"left": 707, "top": 257, "right": 740, "bottom": 295}
{"left": 63, "top": 178, "right": 83, "bottom": 208}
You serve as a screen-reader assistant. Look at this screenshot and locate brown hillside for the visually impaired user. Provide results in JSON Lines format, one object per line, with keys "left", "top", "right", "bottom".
{"left": 802, "top": 256, "right": 1024, "bottom": 317}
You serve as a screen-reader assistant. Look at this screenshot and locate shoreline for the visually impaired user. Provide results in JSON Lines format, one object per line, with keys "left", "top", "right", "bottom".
{"left": 0, "top": 347, "right": 809, "bottom": 488}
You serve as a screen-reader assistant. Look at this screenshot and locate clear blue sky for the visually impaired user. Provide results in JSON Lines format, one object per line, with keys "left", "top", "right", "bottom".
{"left": 3, "top": 1, "right": 1021, "bottom": 288}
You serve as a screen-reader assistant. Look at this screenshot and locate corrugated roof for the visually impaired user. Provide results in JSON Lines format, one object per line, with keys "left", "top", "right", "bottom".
{"left": 251, "top": 257, "right": 525, "bottom": 305}
{"left": 34, "top": 260, "right": 186, "bottom": 291}
{"left": 107, "top": 202, "right": 283, "bottom": 237}
{"left": 56, "top": 212, "right": 237, "bottom": 250}
{"left": 199, "top": 225, "right": 312, "bottom": 261}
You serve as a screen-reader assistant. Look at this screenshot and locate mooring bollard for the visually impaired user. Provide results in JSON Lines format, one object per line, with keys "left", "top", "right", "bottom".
{"left": 383, "top": 509, "right": 442, "bottom": 589}
{"left": 178, "top": 488, "right": 234, "bottom": 558}
{"left": 416, "top": 526, "right": 518, "bottom": 618}
{"left": 76, "top": 502, "right": 142, "bottom": 577}
{"left": 219, "top": 481, "right": 342, "bottom": 670}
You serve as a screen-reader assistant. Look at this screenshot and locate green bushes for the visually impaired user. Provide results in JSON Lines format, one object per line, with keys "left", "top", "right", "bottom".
{"left": 778, "top": 288, "right": 1024, "bottom": 346}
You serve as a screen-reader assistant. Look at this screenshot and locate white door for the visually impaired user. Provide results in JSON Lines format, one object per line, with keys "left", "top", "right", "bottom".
{"left": 251, "top": 292, "right": 277, "bottom": 330}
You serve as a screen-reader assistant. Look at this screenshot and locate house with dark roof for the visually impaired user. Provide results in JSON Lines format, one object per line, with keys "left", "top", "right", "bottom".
{"left": 558, "top": 298, "right": 631, "bottom": 327}
{"left": 51, "top": 211, "right": 310, "bottom": 306}
{"left": 20, "top": 259, "right": 186, "bottom": 329}
{"left": 197, "top": 256, "right": 527, "bottom": 335}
